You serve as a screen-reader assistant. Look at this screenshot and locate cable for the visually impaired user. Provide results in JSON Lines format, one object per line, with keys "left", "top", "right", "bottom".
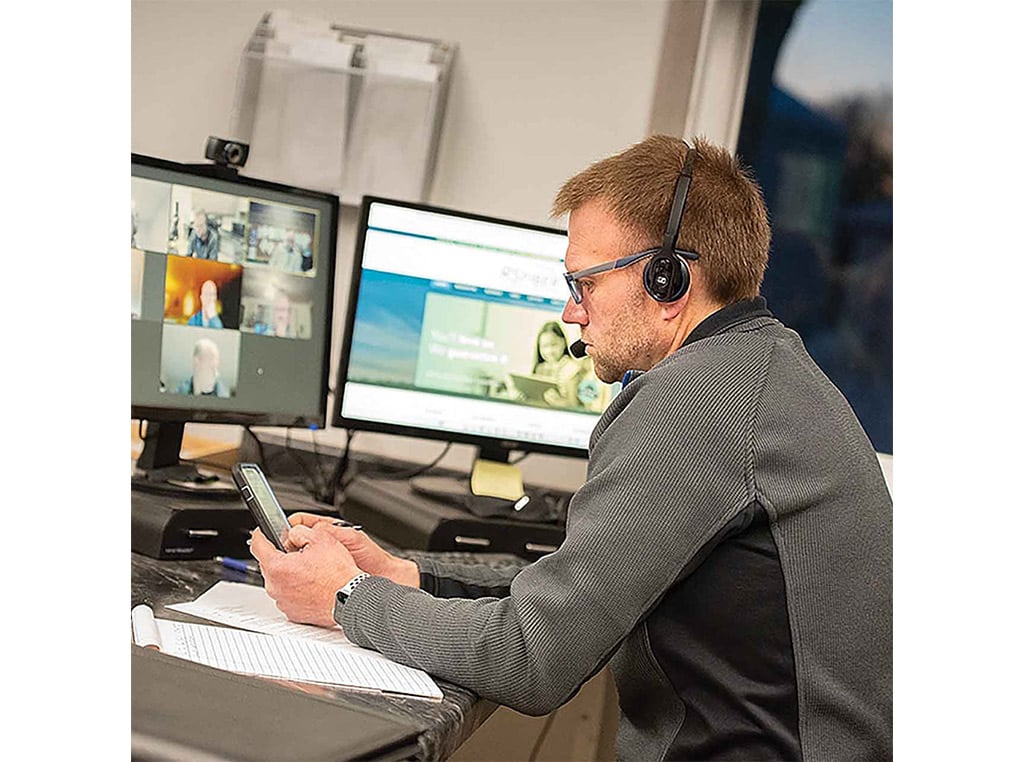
{"left": 328, "top": 429, "right": 358, "bottom": 498}
{"left": 309, "top": 427, "right": 329, "bottom": 476}
{"left": 243, "top": 426, "right": 269, "bottom": 472}
{"left": 284, "top": 427, "right": 327, "bottom": 499}
{"left": 527, "top": 708, "right": 559, "bottom": 762}
{"left": 244, "top": 425, "right": 349, "bottom": 506}
{"left": 308, "top": 427, "right": 340, "bottom": 504}
{"left": 364, "top": 442, "right": 453, "bottom": 482}
{"left": 247, "top": 426, "right": 304, "bottom": 475}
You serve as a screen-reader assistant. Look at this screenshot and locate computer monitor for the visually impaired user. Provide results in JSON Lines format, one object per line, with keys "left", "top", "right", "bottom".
{"left": 332, "top": 196, "right": 618, "bottom": 496}
{"left": 131, "top": 153, "right": 338, "bottom": 495}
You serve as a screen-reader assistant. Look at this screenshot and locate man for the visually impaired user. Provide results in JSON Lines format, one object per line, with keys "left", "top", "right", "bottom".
{"left": 269, "top": 229, "right": 303, "bottom": 272}
{"left": 251, "top": 135, "right": 892, "bottom": 760}
{"left": 187, "top": 210, "right": 220, "bottom": 259}
{"left": 187, "top": 280, "right": 224, "bottom": 328}
{"left": 175, "top": 338, "right": 229, "bottom": 397}
{"left": 255, "top": 290, "right": 292, "bottom": 337}
{"left": 271, "top": 290, "right": 293, "bottom": 337}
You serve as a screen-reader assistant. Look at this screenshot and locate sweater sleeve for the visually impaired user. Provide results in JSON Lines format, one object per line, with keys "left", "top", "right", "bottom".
{"left": 416, "top": 556, "right": 522, "bottom": 599}
{"left": 340, "top": 352, "right": 764, "bottom": 715}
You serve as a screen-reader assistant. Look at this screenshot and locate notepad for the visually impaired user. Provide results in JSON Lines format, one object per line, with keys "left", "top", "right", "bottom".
{"left": 132, "top": 604, "right": 442, "bottom": 701}
{"left": 470, "top": 459, "right": 525, "bottom": 501}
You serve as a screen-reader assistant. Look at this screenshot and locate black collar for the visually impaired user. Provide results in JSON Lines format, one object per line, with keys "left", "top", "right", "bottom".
{"left": 681, "top": 296, "right": 773, "bottom": 347}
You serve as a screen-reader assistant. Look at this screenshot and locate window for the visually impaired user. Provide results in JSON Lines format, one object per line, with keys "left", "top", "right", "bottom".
{"left": 737, "top": 0, "right": 893, "bottom": 453}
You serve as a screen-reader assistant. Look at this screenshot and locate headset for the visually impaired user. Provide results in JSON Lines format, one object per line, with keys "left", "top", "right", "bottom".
{"left": 642, "top": 143, "right": 700, "bottom": 302}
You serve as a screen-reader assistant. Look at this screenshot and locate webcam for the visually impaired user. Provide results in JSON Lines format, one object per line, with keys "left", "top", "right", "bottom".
{"left": 204, "top": 136, "right": 250, "bottom": 168}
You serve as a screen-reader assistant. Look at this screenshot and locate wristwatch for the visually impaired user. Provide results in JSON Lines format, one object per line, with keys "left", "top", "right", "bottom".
{"left": 334, "top": 573, "right": 371, "bottom": 621}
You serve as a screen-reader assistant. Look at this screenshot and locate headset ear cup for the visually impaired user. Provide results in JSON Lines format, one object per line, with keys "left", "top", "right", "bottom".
{"left": 643, "top": 253, "right": 690, "bottom": 302}
{"left": 675, "top": 257, "right": 690, "bottom": 300}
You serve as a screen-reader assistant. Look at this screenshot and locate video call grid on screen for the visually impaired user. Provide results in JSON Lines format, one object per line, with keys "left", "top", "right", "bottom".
{"left": 131, "top": 160, "right": 336, "bottom": 423}
{"left": 336, "top": 199, "right": 620, "bottom": 454}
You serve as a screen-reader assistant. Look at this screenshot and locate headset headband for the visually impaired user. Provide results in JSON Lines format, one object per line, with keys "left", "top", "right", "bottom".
{"left": 661, "top": 144, "right": 695, "bottom": 255}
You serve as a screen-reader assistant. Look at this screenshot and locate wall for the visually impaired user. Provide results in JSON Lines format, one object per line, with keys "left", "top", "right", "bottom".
{"left": 132, "top": 0, "right": 673, "bottom": 226}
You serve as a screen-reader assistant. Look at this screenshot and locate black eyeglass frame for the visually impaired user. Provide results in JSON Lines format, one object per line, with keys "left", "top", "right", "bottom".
{"left": 562, "top": 144, "right": 700, "bottom": 304}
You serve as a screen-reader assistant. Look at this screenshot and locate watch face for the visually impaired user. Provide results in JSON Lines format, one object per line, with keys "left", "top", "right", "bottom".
{"left": 333, "top": 591, "right": 347, "bottom": 625}
{"left": 336, "top": 573, "right": 369, "bottom": 611}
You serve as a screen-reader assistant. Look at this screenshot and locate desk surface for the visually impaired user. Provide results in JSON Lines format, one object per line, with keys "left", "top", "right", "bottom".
{"left": 131, "top": 544, "right": 527, "bottom": 761}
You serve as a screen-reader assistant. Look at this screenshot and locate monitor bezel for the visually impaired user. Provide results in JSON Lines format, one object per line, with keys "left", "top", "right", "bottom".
{"left": 130, "top": 153, "right": 340, "bottom": 429}
{"left": 331, "top": 195, "right": 590, "bottom": 460}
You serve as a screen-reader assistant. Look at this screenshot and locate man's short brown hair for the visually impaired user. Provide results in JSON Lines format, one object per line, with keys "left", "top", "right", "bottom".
{"left": 551, "top": 135, "right": 771, "bottom": 303}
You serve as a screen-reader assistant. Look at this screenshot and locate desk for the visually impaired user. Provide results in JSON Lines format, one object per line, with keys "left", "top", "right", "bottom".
{"left": 130, "top": 421, "right": 241, "bottom": 465}
{"left": 129, "top": 442, "right": 612, "bottom": 759}
{"left": 132, "top": 547, "right": 527, "bottom": 761}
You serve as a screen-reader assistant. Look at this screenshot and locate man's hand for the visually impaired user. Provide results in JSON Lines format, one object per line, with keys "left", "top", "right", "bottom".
{"left": 285, "top": 515, "right": 420, "bottom": 588}
{"left": 250, "top": 525, "right": 359, "bottom": 628}
{"left": 281, "top": 512, "right": 339, "bottom": 551}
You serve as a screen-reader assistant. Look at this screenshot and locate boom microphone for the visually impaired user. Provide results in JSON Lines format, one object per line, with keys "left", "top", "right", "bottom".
{"left": 569, "top": 339, "right": 588, "bottom": 358}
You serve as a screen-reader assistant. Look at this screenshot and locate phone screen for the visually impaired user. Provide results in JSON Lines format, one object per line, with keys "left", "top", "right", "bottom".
{"left": 238, "top": 464, "right": 290, "bottom": 549}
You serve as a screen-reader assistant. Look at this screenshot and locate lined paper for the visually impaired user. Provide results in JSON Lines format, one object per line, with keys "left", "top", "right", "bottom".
{"left": 131, "top": 605, "right": 442, "bottom": 701}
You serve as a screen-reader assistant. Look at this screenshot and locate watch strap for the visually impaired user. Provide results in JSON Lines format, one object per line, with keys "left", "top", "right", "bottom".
{"left": 333, "top": 572, "right": 371, "bottom": 623}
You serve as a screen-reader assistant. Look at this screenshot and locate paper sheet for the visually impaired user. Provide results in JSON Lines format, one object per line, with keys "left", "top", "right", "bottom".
{"left": 131, "top": 604, "right": 160, "bottom": 649}
{"left": 169, "top": 580, "right": 354, "bottom": 647}
{"left": 131, "top": 605, "right": 442, "bottom": 700}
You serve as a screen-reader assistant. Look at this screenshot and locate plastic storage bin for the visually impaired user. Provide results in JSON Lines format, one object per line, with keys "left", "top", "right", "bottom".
{"left": 229, "top": 11, "right": 456, "bottom": 205}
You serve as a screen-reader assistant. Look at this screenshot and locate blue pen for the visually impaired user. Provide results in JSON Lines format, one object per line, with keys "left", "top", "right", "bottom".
{"left": 215, "top": 556, "right": 260, "bottom": 575}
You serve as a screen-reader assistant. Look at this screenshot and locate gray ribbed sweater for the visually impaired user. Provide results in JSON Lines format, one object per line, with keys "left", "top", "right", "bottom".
{"left": 340, "top": 301, "right": 892, "bottom": 760}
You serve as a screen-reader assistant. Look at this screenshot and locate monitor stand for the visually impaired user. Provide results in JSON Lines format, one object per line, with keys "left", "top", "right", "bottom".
{"left": 132, "top": 421, "right": 237, "bottom": 499}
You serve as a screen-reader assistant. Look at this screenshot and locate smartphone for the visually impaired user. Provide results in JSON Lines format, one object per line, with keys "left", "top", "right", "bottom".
{"left": 231, "top": 463, "right": 292, "bottom": 552}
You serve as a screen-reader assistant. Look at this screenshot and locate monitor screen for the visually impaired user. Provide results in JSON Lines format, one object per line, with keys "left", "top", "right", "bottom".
{"left": 131, "top": 154, "right": 338, "bottom": 490}
{"left": 332, "top": 197, "right": 618, "bottom": 462}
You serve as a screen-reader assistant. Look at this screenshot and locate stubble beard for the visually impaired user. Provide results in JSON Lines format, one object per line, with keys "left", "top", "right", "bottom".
{"left": 590, "top": 287, "right": 657, "bottom": 383}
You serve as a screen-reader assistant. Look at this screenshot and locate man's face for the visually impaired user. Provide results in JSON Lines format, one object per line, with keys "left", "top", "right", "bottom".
{"left": 193, "top": 343, "right": 219, "bottom": 393}
{"left": 195, "top": 214, "right": 208, "bottom": 240}
{"left": 272, "top": 295, "right": 290, "bottom": 336}
{"left": 560, "top": 200, "right": 661, "bottom": 383}
{"left": 200, "top": 281, "right": 218, "bottom": 314}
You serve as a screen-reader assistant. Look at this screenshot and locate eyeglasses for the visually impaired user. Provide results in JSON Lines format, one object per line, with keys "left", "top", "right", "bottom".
{"left": 563, "top": 247, "right": 699, "bottom": 304}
